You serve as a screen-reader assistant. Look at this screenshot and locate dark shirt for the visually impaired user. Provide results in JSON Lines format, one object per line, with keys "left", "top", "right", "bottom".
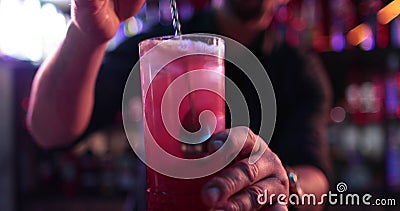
{"left": 83, "top": 9, "right": 332, "bottom": 178}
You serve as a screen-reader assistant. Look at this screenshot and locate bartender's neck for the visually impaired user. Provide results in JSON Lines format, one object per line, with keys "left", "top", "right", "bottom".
{"left": 214, "top": 3, "right": 271, "bottom": 47}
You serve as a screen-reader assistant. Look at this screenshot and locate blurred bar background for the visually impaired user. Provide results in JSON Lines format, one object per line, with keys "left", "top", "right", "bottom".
{"left": 1, "top": 0, "right": 400, "bottom": 210}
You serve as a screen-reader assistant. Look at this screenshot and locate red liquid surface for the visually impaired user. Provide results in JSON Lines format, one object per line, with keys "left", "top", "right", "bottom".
{"left": 142, "top": 54, "right": 225, "bottom": 210}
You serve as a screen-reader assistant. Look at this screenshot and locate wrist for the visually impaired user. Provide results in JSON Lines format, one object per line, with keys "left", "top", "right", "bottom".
{"left": 67, "top": 21, "right": 110, "bottom": 49}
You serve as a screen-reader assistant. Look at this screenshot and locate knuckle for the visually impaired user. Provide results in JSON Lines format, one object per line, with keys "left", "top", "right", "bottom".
{"left": 212, "top": 175, "right": 237, "bottom": 195}
{"left": 246, "top": 185, "right": 264, "bottom": 207}
{"left": 263, "top": 151, "right": 288, "bottom": 190}
{"left": 248, "top": 129, "right": 258, "bottom": 142}
{"left": 245, "top": 128, "right": 260, "bottom": 147}
{"left": 267, "top": 150, "right": 279, "bottom": 163}
{"left": 275, "top": 154, "right": 284, "bottom": 168}
{"left": 272, "top": 171, "right": 289, "bottom": 196}
{"left": 274, "top": 162, "right": 288, "bottom": 188}
{"left": 227, "top": 199, "right": 243, "bottom": 211}
{"left": 237, "top": 161, "right": 258, "bottom": 183}
{"left": 275, "top": 166, "right": 289, "bottom": 190}
{"left": 267, "top": 152, "right": 285, "bottom": 172}
{"left": 281, "top": 172, "right": 290, "bottom": 192}
{"left": 271, "top": 177, "right": 288, "bottom": 197}
{"left": 235, "top": 126, "right": 253, "bottom": 141}
{"left": 236, "top": 126, "right": 249, "bottom": 133}
{"left": 247, "top": 185, "right": 264, "bottom": 196}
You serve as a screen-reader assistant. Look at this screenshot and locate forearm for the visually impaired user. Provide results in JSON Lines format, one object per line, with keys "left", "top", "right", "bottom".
{"left": 27, "top": 22, "right": 108, "bottom": 148}
{"left": 292, "top": 165, "right": 329, "bottom": 211}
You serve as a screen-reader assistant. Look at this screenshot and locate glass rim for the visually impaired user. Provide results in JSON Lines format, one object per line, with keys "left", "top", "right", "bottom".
{"left": 138, "top": 33, "right": 225, "bottom": 48}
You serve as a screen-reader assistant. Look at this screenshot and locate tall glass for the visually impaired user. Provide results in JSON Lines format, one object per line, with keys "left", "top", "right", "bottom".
{"left": 139, "top": 34, "right": 225, "bottom": 210}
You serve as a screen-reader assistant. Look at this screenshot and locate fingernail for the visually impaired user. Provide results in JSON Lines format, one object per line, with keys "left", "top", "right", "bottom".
{"left": 211, "top": 140, "right": 224, "bottom": 150}
{"left": 207, "top": 187, "right": 221, "bottom": 204}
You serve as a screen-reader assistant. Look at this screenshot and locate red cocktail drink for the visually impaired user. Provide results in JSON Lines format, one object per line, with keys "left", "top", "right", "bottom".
{"left": 139, "top": 34, "right": 225, "bottom": 210}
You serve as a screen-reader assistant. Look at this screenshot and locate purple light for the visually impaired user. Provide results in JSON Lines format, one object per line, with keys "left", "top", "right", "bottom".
{"left": 361, "top": 36, "right": 375, "bottom": 51}
{"left": 331, "top": 32, "right": 345, "bottom": 52}
{"left": 391, "top": 17, "right": 400, "bottom": 48}
{"left": 385, "top": 78, "right": 398, "bottom": 115}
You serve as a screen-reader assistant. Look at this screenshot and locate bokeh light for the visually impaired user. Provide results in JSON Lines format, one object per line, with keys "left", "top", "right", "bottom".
{"left": 0, "top": 0, "right": 67, "bottom": 62}
{"left": 331, "top": 32, "right": 346, "bottom": 52}
{"left": 377, "top": 0, "right": 400, "bottom": 25}
{"left": 330, "top": 106, "right": 346, "bottom": 123}
{"left": 360, "top": 35, "right": 375, "bottom": 51}
{"left": 347, "top": 23, "right": 372, "bottom": 46}
{"left": 124, "top": 17, "right": 144, "bottom": 37}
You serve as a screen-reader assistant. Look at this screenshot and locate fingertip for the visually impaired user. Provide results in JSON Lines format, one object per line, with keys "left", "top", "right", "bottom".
{"left": 207, "top": 130, "right": 228, "bottom": 154}
{"left": 208, "top": 139, "right": 225, "bottom": 153}
{"left": 201, "top": 186, "right": 221, "bottom": 207}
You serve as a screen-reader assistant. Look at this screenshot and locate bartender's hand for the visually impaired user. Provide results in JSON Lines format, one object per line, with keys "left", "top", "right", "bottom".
{"left": 71, "top": 0, "right": 145, "bottom": 43}
{"left": 202, "top": 127, "right": 289, "bottom": 211}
